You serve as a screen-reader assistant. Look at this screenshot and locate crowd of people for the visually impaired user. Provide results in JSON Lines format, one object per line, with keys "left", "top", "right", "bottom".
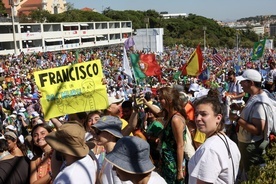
{"left": 0, "top": 44, "right": 276, "bottom": 184}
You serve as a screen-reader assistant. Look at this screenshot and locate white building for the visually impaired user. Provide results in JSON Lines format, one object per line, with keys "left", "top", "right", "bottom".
{"left": 133, "top": 28, "right": 164, "bottom": 53}
{"left": 252, "top": 26, "right": 265, "bottom": 36}
{"left": 161, "top": 13, "right": 187, "bottom": 19}
{"left": 0, "top": 21, "right": 132, "bottom": 55}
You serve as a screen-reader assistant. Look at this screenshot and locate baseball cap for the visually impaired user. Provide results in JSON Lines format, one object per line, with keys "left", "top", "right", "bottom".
{"left": 236, "top": 69, "right": 262, "bottom": 82}
{"left": 108, "top": 96, "right": 124, "bottom": 106}
{"left": 189, "top": 83, "right": 200, "bottom": 92}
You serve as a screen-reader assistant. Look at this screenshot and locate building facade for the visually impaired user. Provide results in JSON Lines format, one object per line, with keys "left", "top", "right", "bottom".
{"left": 270, "top": 24, "right": 276, "bottom": 37}
{"left": 0, "top": 21, "right": 132, "bottom": 55}
{"left": 3, "top": 0, "right": 67, "bottom": 16}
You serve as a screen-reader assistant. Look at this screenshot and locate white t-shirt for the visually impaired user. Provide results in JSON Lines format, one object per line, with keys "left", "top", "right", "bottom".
{"left": 54, "top": 155, "right": 97, "bottom": 184}
{"left": 147, "top": 171, "right": 167, "bottom": 184}
{"left": 99, "top": 160, "right": 125, "bottom": 184}
{"left": 99, "top": 161, "right": 166, "bottom": 184}
{"left": 188, "top": 135, "right": 240, "bottom": 184}
{"left": 238, "top": 93, "right": 267, "bottom": 143}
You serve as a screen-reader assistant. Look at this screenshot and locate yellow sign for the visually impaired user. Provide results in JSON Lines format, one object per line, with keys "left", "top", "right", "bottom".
{"left": 34, "top": 60, "right": 108, "bottom": 120}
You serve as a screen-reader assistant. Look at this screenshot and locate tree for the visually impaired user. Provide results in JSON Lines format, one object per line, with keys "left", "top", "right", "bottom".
{"left": 66, "top": 2, "right": 75, "bottom": 11}
{"left": 0, "top": 0, "right": 6, "bottom": 15}
{"left": 18, "top": 12, "right": 30, "bottom": 23}
{"left": 29, "top": 9, "right": 51, "bottom": 23}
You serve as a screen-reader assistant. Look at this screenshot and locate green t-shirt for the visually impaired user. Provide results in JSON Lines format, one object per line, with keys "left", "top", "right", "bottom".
{"left": 146, "top": 120, "right": 164, "bottom": 137}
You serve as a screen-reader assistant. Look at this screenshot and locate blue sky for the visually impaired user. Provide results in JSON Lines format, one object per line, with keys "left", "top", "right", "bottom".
{"left": 67, "top": 0, "right": 276, "bottom": 21}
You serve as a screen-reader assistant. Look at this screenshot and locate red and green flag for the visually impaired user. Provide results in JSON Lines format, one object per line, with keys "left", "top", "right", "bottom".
{"left": 130, "top": 53, "right": 146, "bottom": 80}
{"left": 130, "top": 53, "right": 162, "bottom": 81}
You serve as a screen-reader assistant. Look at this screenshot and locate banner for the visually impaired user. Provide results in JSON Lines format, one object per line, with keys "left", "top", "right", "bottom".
{"left": 34, "top": 60, "right": 108, "bottom": 120}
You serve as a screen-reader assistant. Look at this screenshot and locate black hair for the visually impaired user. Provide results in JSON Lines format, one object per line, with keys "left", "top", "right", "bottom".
{"left": 227, "top": 69, "right": 236, "bottom": 76}
{"left": 253, "top": 81, "right": 262, "bottom": 88}
{"left": 0, "top": 139, "right": 8, "bottom": 152}
{"left": 5, "top": 135, "right": 27, "bottom": 156}
{"left": 194, "top": 96, "right": 225, "bottom": 132}
{"left": 31, "top": 123, "right": 53, "bottom": 156}
{"left": 76, "top": 111, "right": 88, "bottom": 120}
{"left": 122, "top": 100, "right": 132, "bottom": 109}
{"left": 144, "top": 92, "right": 152, "bottom": 101}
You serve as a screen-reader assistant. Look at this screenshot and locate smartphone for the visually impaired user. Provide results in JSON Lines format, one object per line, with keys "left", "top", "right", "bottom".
{"left": 135, "top": 97, "right": 144, "bottom": 105}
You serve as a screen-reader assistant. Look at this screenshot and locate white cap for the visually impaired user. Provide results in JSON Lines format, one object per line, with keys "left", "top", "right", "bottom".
{"left": 236, "top": 69, "right": 262, "bottom": 82}
{"left": 6, "top": 125, "right": 17, "bottom": 131}
{"left": 108, "top": 96, "right": 124, "bottom": 106}
{"left": 189, "top": 83, "right": 200, "bottom": 92}
{"left": 0, "top": 133, "right": 5, "bottom": 140}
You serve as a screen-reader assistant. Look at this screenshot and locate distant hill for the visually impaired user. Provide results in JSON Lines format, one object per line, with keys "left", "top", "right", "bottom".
{"left": 102, "top": 9, "right": 259, "bottom": 48}
{"left": 18, "top": 8, "right": 261, "bottom": 48}
{"left": 238, "top": 15, "right": 276, "bottom": 22}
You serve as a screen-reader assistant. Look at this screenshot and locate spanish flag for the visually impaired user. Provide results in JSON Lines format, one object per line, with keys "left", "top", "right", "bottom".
{"left": 181, "top": 45, "right": 203, "bottom": 76}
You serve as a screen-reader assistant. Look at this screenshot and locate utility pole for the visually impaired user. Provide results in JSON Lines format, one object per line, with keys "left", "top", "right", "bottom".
{"left": 203, "top": 26, "right": 207, "bottom": 52}
{"left": 9, "top": 0, "right": 18, "bottom": 55}
{"left": 144, "top": 17, "right": 149, "bottom": 52}
{"left": 236, "top": 32, "right": 239, "bottom": 52}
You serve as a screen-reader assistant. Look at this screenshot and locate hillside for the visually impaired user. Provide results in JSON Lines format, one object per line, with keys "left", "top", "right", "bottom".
{"left": 102, "top": 9, "right": 259, "bottom": 48}
{"left": 18, "top": 8, "right": 261, "bottom": 48}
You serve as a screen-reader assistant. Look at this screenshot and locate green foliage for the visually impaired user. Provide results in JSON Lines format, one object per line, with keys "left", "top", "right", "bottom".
{"left": 51, "top": 10, "right": 112, "bottom": 22}
{"left": 21, "top": 7, "right": 263, "bottom": 48}
{"left": 18, "top": 13, "right": 30, "bottom": 23}
{"left": 241, "top": 142, "right": 276, "bottom": 184}
{"left": 29, "top": 9, "right": 51, "bottom": 23}
{"left": 103, "top": 10, "right": 259, "bottom": 48}
{"left": 0, "top": 0, "right": 6, "bottom": 15}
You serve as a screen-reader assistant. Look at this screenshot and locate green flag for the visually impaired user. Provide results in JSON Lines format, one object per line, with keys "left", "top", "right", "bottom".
{"left": 252, "top": 38, "right": 266, "bottom": 61}
{"left": 130, "top": 53, "right": 146, "bottom": 80}
{"left": 173, "top": 71, "right": 181, "bottom": 80}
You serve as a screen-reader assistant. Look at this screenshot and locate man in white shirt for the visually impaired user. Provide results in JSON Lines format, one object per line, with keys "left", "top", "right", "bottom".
{"left": 46, "top": 121, "right": 98, "bottom": 184}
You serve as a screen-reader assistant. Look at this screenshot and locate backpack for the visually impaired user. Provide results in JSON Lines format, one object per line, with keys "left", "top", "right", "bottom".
{"left": 254, "top": 89, "right": 276, "bottom": 142}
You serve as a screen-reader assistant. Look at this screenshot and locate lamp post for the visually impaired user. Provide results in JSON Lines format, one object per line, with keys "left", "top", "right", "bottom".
{"left": 9, "top": 0, "right": 18, "bottom": 55}
{"left": 236, "top": 31, "right": 239, "bottom": 52}
{"left": 144, "top": 17, "right": 149, "bottom": 52}
{"left": 203, "top": 26, "right": 207, "bottom": 52}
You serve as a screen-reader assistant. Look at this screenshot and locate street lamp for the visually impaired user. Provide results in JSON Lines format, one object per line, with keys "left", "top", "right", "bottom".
{"left": 236, "top": 31, "right": 239, "bottom": 52}
{"left": 9, "top": 0, "right": 18, "bottom": 55}
{"left": 203, "top": 26, "right": 207, "bottom": 52}
{"left": 144, "top": 17, "right": 149, "bottom": 51}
